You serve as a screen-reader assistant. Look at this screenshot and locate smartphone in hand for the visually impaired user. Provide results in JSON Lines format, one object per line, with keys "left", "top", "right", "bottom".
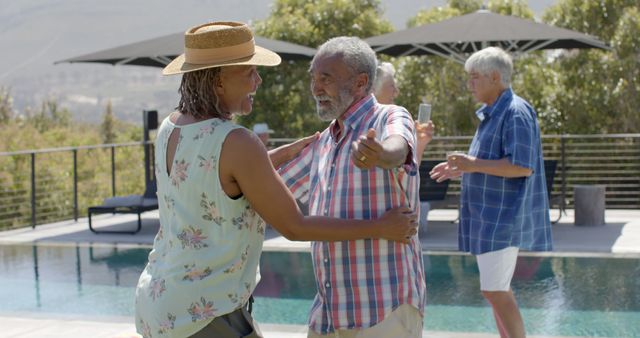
{"left": 418, "top": 103, "right": 431, "bottom": 124}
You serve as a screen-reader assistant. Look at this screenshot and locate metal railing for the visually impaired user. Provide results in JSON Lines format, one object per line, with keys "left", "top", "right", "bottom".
{"left": 0, "top": 142, "right": 151, "bottom": 230}
{"left": 273, "top": 133, "right": 640, "bottom": 209}
{"left": 1, "top": 134, "right": 638, "bottom": 230}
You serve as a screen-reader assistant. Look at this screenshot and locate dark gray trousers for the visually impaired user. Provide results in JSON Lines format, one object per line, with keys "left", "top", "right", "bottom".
{"left": 189, "top": 302, "right": 262, "bottom": 338}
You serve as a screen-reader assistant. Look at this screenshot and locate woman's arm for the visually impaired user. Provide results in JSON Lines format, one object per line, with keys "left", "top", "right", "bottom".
{"left": 415, "top": 120, "right": 434, "bottom": 163}
{"left": 220, "top": 129, "right": 417, "bottom": 242}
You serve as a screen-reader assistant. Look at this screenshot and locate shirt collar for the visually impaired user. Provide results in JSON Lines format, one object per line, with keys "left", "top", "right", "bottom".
{"left": 475, "top": 87, "right": 513, "bottom": 121}
{"left": 329, "top": 94, "right": 376, "bottom": 140}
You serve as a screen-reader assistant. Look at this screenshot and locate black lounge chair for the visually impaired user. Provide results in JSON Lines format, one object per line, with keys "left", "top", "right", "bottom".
{"left": 88, "top": 179, "right": 158, "bottom": 234}
{"left": 419, "top": 160, "right": 459, "bottom": 223}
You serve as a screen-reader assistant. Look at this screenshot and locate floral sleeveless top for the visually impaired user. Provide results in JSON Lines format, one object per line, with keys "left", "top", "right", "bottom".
{"left": 135, "top": 117, "right": 266, "bottom": 338}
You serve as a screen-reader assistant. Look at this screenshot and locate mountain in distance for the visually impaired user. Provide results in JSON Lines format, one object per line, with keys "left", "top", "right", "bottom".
{"left": 1, "top": 0, "right": 277, "bottom": 123}
{"left": 0, "top": 0, "right": 554, "bottom": 125}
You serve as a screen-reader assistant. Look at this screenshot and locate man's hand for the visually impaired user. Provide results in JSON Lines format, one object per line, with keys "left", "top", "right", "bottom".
{"left": 269, "top": 132, "right": 319, "bottom": 168}
{"left": 352, "top": 128, "right": 383, "bottom": 169}
{"left": 376, "top": 206, "right": 418, "bottom": 244}
{"left": 429, "top": 161, "right": 462, "bottom": 182}
{"left": 447, "top": 152, "right": 475, "bottom": 172}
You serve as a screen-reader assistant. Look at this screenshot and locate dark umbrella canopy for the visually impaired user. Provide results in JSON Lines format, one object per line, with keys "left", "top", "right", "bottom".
{"left": 365, "top": 10, "right": 610, "bottom": 63}
{"left": 56, "top": 32, "right": 316, "bottom": 67}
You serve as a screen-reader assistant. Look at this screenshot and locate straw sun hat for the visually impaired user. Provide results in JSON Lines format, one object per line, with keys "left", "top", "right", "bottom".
{"left": 163, "top": 21, "right": 281, "bottom": 75}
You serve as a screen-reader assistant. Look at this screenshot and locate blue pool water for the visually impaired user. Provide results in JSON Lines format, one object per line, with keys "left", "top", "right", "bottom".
{"left": 0, "top": 244, "right": 638, "bottom": 337}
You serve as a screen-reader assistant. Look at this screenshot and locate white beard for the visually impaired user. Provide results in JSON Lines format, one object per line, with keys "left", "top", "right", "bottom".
{"left": 315, "top": 86, "right": 355, "bottom": 122}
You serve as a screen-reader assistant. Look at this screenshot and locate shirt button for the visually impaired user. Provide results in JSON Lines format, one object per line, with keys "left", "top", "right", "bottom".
{"left": 324, "top": 258, "right": 329, "bottom": 263}
{"left": 325, "top": 282, "right": 331, "bottom": 288}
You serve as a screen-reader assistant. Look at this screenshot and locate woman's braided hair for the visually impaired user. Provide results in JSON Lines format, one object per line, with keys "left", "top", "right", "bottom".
{"left": 176, "top": 67, "right": 231, "bottom": 120}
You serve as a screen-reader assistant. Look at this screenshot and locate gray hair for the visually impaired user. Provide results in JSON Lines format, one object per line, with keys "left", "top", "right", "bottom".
{"left": 313, "top": 36, "right": 378, "bottom": 93}
{"left": 464, "top": 47, "right": 513, "bottom": 87}
{"left": 373, "top": 62, "right": 395, "bottom": 93}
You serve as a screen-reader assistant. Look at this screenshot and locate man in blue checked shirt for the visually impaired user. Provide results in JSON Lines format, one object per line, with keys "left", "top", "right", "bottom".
{"left": 430, "top": 47, "right": 553, "bottom": 338}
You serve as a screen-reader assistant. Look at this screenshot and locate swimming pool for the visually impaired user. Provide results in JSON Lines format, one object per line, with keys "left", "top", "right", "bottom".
{"left": 0, "top": 244, "right": 638, "bottom": 337}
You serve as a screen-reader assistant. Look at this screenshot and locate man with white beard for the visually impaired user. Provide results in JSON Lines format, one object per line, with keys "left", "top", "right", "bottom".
{"left": 278, "top": 37, "right": 426, "bottom": 338}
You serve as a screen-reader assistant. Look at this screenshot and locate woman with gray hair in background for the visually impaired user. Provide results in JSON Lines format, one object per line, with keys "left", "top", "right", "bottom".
{"left": 430, "top": 46, "right": 552, "bottom": 338}
{"left": 373, "top": 61, "right": 435, "bottom": 162}
{"left": 373, "top": 61, "right": 398, "bottom": 104}
{"left": 374, "top": 61, "right": 436, "bottom": 230}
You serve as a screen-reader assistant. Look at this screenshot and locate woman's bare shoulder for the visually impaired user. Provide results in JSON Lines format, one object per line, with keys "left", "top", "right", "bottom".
{"left": 222, "top": 127, "right": 267, "bottom": 163}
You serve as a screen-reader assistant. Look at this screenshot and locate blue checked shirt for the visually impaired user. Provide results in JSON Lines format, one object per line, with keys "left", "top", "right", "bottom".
{"left": 459, "top": 88, "right": 553, "bottom": 255}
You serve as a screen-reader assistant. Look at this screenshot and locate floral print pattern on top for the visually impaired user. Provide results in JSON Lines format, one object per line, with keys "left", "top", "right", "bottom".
{"left": 149, "top": 278, "right": 166, "bottom": 301}
{"left": 232, "top": 205, "right": 264, "bottom": 232}
{"left": 139, "top": 319, "right": 152, "bottom": 338}
{"left": 136, "top": 119, "right": 266, "bottom": 338}
{"left": 201, "top": 192, "right": 225, "bottom": 225}
{"left": 163, "top": 195, "right": 175, "bottom": 211}
{"left": 188, "top": 297, "right": 217, "bottom": 322}
{"left": 155, "top": 227, "right": 164, "bottom": 241}
{"left": 170, "top": 159, "right": 189, "bottom": 188}
{"left": 193, "top": 120, "right": 221, "bottom": 140}
{"left": 183, "top": 264, "right": 213, "bottom": 281}
{"left": 158, "top": 313, "right": 176, "bottom": 335}
{"left": 223, "top": 245, "right": 249, "bottom": 274}
{"left": 245, "top": 205, "right": 266, "bottom": 235}
{"left": 198, "top": 154, "right": 216, "bottom": 173}
{"left": 177, "top": 226, "right": 209, "bottom": 249}
{"left": 227, "top": 282, "right": 252, "bottom": 305}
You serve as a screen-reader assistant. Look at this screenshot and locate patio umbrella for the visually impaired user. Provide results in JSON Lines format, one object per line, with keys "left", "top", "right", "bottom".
{"left": 56, "top": 32, "right": 316, "bottom": 67}
{"left": 365, "top": 10, "right": 610, "bottom": 63}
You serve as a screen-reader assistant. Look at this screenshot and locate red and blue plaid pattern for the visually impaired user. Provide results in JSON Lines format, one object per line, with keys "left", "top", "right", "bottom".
{"left": 279, "top": 95, "right": 426, "bottom": 334}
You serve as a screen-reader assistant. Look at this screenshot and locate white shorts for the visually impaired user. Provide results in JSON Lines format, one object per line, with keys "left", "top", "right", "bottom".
{"left": 476, "top": 246, "right": 519, "bottom": 291}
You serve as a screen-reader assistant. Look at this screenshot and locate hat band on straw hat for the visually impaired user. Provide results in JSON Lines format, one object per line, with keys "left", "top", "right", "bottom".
{"left": 162, "top": 21, "right": 281, "bottom": 75}
{"left": 184, "top": 39, "right": 256, "bottom": 65}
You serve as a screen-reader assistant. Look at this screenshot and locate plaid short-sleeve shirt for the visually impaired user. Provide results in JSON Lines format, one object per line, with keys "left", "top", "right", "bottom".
{"left": 278, "top": 95, "right": 426, "bottom": 334}
{"left": 459, "top": 88, "right": 553, "bottom": 255}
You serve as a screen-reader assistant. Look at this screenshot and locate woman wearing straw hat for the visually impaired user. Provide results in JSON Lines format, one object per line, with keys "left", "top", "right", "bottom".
{"left": 134, "top": 21, "right": 418, "bottom": 338}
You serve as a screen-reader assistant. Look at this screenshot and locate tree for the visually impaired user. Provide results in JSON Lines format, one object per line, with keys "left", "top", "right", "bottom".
{"left": 101, "top": 100, "right": 117, "bottom": 144}
{"left": 609, "top": 6, "right": 640, "bottom": 133}
{"left": 398, "top": 0, "right": 539, "bottom": 136}
{"left": 242, "top": 0, "right": 394, "bottom": 137}
{"left": 0, "top": 90, "right": 147, "bottom": 230}
{"left": 23, "top": 97, "right": 72, "bottom": 133}
{"left": 542, "top": 0, "right": 639, "bottom": 134}
{"left": 254, "top": 0, "right": 393, "bottom": 50}
{"left": 0, "top": 86, "right": 14, "bottom": 124}
{"left": 397, "top": 0, "right": 639, "bottom": 135}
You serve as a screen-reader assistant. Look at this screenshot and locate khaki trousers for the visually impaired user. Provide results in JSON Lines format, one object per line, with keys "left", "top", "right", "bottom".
{"left": 307, "top": 304, "right": 423, "bottom": 338}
